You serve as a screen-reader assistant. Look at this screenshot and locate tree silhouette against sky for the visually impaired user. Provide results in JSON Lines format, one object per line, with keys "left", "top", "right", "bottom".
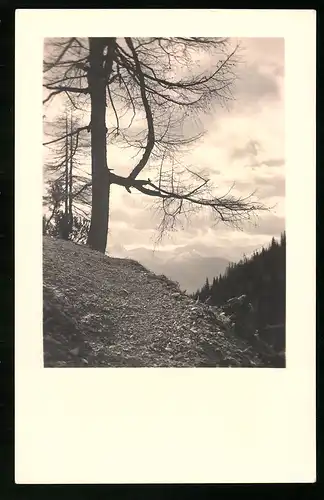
{"left": 43, "top": 37, "right": 266, "bottom": 253}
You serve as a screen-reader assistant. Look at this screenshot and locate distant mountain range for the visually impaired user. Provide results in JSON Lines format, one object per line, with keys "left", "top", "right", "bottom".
{"left": 107, "top": 243, "right": 229, "bottom": 293}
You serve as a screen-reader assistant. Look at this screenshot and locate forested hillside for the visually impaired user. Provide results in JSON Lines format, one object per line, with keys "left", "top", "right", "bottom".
{"left": 194, "top": 232, "right": 286, "bottom": 356}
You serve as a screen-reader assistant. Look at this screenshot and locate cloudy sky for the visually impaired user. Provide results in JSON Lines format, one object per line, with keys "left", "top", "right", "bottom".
{"left": 44, "top": 37, "right": 285, "bottom": 263}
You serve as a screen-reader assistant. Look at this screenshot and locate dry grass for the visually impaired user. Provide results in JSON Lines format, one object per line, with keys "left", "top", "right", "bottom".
{"left": 43, "top": 236, "right": 266, "bottom": 367}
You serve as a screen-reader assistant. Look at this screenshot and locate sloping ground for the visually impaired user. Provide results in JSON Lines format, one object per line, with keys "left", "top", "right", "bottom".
{"left": 43, "top": 236, "right": 267, "bottom": 368}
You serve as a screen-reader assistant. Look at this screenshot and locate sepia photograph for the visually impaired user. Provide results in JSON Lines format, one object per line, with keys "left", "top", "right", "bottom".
{"left": 42, "top": 36, "right": 286, "bottom": 368}
{"left": 16, "top": 9, "right": 316, "bottom": 485}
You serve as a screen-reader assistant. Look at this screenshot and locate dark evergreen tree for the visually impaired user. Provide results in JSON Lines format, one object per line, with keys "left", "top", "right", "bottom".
{"left": 43, "top": 107, "right": 92, "bottom": 241}
{"left": 194, "top": 232, "right": 286, "bottom": 353}
{"left": 43, "top": 210, "right": 90, "bottom": 244}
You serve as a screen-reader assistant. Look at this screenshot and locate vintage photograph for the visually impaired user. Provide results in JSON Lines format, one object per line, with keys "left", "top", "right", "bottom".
{"left": 42, "top": 36, "right": 285, "bottom": 368}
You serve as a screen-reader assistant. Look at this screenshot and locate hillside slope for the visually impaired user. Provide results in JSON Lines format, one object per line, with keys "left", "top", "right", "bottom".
{"left": 43, "top": 236, "right": 266, "bottom": 368}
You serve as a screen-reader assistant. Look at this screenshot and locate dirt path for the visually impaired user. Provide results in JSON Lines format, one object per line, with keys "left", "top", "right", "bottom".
{"left": 43, "top": 237, "right": 264, "bottom": 367}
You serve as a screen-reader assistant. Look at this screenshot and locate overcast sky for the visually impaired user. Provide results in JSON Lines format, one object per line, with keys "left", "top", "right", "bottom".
{"left": 44, "top": 37, "right": 285, "bottom": 262}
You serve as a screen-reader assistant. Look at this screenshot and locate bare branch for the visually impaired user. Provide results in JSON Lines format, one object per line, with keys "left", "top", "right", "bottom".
{"left": 119, "top": 73, "right": 136, "bottom": 129}
{"left": 43, "top": 126, "right": 89, "bottom": 146}
{"left": 125, "top": 38, "right": 155, "bottom": 180}
{"left": 43, "top": 38, "right": 76, "bottom": 73}
{"left": 43, "top": 88, "right": 62, "bottom": 104}
{"left": 72, "top": 181, "right": 92, "bottom": 199}
{"left": 107, "top": 85, "right": 120, "bottom": 134}
{"left": 45, "top": 84, "right": 89, "bottom": 94}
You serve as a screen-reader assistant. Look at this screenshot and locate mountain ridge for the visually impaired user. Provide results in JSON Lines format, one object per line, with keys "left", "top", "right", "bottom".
{"left": 107, "top": 243, "right": 229, "bottom": 293}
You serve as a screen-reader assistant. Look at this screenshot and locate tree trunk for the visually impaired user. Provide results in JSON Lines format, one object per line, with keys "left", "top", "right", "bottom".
{"left": 64, "top": 114, "right": 69, "bottom": 218}
{"left": 60, "top": 113, "right": 71, "bottom": 241}
{"left": 68, "top": 110, "right": 73, "bottom": 235}
{"left": 87, "top": 38, "right": 113, "bottom": 253}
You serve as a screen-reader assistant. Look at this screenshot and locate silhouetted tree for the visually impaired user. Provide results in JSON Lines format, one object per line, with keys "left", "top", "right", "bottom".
{"left": 43, "top": 37, "right": 267, "bottom": 253}
{"left": 43, "top": 106, "right": 92, "bottom": 239}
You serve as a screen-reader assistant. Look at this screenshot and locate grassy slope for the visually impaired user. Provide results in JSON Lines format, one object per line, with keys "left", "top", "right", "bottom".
{"left": 43, "top": 236, "right": 268, "bottom": 368}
